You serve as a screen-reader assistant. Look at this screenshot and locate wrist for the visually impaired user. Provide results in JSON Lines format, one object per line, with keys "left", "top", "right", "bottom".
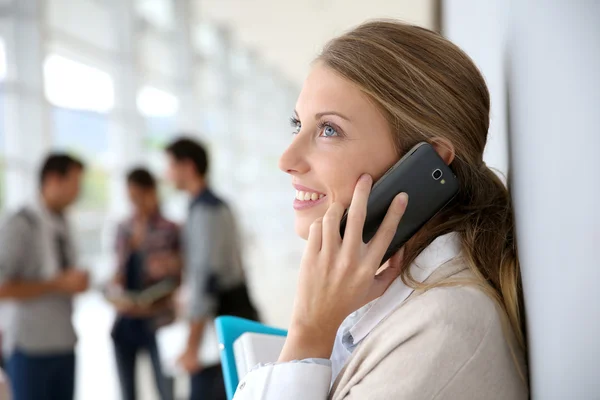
{"left": 278, "top": 326, "right": 337, "bottom": 362}
{"left": 186, "top": 335, "right": 200, "bottom": 353}
{"left": 185, "top": 344, "right": 198, "bottom": 355}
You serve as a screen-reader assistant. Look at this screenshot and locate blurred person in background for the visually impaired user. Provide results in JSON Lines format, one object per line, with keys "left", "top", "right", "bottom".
{"left": 165, "top": 138, "right": 258, "bottom": 400}
{"left": 233, "top": 20, "right": 527, "bottom": 399}
{"left": 108, "top": 168, "right": 181, "bottom": 400}
{"left": 0, "top": 154, "right": 88, "bottom": 400}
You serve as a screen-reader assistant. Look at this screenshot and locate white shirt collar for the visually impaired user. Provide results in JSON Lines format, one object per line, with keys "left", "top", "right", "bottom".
{"left": 342, "top": 232, "right": 462, "bottom": 349}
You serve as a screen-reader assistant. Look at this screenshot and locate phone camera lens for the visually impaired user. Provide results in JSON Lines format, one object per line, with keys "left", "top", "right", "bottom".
{"left": 432, "top": 169, "right": 443, "bottom": 180}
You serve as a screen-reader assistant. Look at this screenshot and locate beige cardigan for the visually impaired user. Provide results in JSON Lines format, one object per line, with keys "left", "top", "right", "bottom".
{"left": 329, "top": 258, "right": 529, "bottom": 400}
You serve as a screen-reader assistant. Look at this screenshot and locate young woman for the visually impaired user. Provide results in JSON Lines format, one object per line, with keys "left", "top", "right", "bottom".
{"left": 234, "top": 20, "right": 528, "bottom": 399}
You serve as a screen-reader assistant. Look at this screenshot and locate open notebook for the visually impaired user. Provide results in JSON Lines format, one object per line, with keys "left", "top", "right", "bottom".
{"left": 103, "top": 278, "right": 178, "bottom": 307}
{"left": 216, "top": 316, "right": 288, "bottom": 399}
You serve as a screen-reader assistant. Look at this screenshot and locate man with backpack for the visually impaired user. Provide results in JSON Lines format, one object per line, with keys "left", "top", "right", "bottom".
{"left": 0, "top": 154, "right": 89, "bottom": 400}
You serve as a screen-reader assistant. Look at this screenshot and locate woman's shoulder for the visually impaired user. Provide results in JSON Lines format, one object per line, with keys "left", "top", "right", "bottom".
{"left": 409, "top": 274, "right": 499, "bottom": 330}
{"left": 389, "top": 258, "right": 515, "bottom": 352}
{"left": 404, "top": 257, "right": 499, "bottom": 324}
{"left": 376, "top": 273, "right": 504, "bottom": 357}
{"left": 332, "top": 263, "right": 528, "bottom": 399}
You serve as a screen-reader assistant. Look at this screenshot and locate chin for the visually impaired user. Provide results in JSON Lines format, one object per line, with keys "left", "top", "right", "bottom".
{"left": 295, "top": 221, "right": 309, "bottom": 240}
{"left": 294, "top": 213, "right": 320, "bottom": 240}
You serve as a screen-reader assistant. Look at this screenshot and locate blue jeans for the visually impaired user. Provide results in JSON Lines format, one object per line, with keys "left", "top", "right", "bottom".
{"left": 190, "top": 365, "right": 226, "bottom": 400}
{"left": 113, "top": 331, "right": 173, "bottom": 400}
{"left": 6, "top": 349, "right": 75, "bottom": 400}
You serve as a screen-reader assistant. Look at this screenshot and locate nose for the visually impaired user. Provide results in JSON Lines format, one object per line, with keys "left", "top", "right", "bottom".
{"left": 278, "top": 134, "right": 310, "bottom": 176}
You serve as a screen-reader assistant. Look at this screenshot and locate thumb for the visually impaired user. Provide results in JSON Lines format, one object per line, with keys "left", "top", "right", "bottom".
{"left": 375, "top": 247, "right": 404, "bottom": 277}
{"left": 367, "top": 248, "right": 405, "bottom": 302}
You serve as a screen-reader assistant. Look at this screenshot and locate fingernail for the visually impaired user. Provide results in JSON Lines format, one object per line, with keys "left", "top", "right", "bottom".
{"left": 360, "top": 174, "right": 372, "bottom": 183}
{"left": 397, "top": 192, "right": 409, "bottom": 206}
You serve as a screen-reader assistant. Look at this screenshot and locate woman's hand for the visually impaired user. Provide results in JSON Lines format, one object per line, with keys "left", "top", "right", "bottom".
{"left": 279, "top": 174, "right": 408, "bottom": 362}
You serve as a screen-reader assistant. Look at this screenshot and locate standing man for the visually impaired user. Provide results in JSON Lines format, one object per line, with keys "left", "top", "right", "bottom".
{"left": 165, "top": 138, "right": 258, "bottom": 400}
{"left": 0, "top": 154, "right": 89, "bottom": 400}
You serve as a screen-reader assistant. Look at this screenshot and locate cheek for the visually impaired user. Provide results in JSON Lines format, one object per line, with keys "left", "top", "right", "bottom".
{"left": 321, "top": 158, "right": 364, "bottom": 207}
{"left": 292, "top": 159, "right": 359, "bottom": 240}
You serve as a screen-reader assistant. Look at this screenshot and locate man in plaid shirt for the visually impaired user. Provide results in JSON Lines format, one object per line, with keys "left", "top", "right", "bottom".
{"left": 110, "top": 168, "right": 181, "bottom": 400}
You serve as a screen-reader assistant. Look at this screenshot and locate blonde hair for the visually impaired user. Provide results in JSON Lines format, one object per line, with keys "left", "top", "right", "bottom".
{"left": 318, "top": 20, "right": 526, "bottom": 367}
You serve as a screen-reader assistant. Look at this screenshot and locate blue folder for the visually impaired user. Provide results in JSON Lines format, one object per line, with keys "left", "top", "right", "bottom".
{"left": 215, "top": 316, "right": 288, "bottom": 400}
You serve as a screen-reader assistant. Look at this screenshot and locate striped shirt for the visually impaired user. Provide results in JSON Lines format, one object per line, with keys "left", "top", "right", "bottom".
{"left": 114, "top": 212, "right": 181, "bottom": 286}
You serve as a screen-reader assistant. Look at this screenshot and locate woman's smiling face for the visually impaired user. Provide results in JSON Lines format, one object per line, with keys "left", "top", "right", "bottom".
{"left": 278, "top": 63, "right": 398, "bottom": 239}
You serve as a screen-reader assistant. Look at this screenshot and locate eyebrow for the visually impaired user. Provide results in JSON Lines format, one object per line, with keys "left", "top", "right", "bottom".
{"left": 294, "top": 109, "right": 351, "bottom": 122}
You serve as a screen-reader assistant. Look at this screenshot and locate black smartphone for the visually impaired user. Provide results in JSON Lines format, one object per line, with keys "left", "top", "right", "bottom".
{"left": 339, "top": 142, "right": 459, "bottom": 265}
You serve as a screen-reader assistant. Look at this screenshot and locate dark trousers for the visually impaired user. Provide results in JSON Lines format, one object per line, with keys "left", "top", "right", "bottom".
{"left": 113, "top": 334, "right": 173, "bottom": 400}
{"left": 190, "top": 365, "right": 226, "bottom": 400}
{"left": 6, "top": 349, "right": 75, "bottom": 400}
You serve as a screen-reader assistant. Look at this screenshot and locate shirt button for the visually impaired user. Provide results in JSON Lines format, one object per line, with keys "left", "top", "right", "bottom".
{"left": 239, "top": 382, "right": 246, "bottom": 390}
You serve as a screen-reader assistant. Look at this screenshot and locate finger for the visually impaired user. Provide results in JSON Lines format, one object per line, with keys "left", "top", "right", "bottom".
{"left": 321, "top": 202, "right": 345, "bottom": 252}
{"left": 367, "top": 193, "right": 408, "bottom": 267}
{"left": 305, "top": 218, "right": 323, "bottom": 254}
{"left": 343, "top": 174, "right": 373, "bottom": 248}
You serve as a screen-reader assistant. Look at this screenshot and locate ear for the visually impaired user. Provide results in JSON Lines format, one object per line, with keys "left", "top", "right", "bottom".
{"left": 430, "top": 137, "right": 456, "bottom": 165}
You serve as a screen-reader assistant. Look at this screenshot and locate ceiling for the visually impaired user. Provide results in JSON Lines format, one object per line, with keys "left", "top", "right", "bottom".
{"left": 195, "top": 0, "right": 436, "bottom": 86}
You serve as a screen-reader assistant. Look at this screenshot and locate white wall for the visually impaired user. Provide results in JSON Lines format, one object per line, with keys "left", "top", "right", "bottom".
{"left": 445, "top": 2, "right": 600, "bottom": 398}
{"left": 508, "top": 2, "right": 600, "bottom": 398}
{"left": 443, "top": 0, "right": 509, "bottom": 177}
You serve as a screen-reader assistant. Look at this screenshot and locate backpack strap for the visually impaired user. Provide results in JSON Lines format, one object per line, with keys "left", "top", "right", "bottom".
{"left": 15, "top": 208, "right": 39, "bottom": 230}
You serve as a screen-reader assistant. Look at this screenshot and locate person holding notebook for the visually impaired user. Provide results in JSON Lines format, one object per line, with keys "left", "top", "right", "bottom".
{"left": 233, "top": 20, "right": 528, "bottom": 399}
{"left": 109, "top": 168, "right": 181, "bottom": 400}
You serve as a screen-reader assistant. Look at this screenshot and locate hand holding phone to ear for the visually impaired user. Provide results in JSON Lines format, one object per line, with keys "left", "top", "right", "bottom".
{"left": 279, "top": 174, "right": 408, "bottom": 363}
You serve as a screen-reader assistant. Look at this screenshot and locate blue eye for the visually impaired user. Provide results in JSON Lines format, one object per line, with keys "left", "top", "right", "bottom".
{"left": 320, "top": 124, "right": 339, "bottom": 138}
{"left": 289, "top": 117, "right": 301, "bottom": 134}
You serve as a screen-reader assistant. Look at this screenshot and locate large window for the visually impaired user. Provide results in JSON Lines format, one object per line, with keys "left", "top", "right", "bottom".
{"left": 43, "top": 54, "right": 114, "bottom": 112}
{"left": 0, "top": 37, "right": 7, "bottom": 209}
{"left": 137, "top": 85, "right": 185, "bottom": 221}
{"left": 44, "top": 53, "right": 114, "bottom": 261}
{"left": 138, "top": 85, "right": 178, "bottom": 151}
{"left": 52, "top": 107, "right": 110, "bottom": 209}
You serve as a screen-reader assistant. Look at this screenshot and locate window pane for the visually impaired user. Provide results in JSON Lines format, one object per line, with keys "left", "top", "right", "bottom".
{"left": 0, "top": 37, "right": 6, "bottom": 81}
{"left": 0, "top": 37, "right": 6, "bottom": 209}
{"left": 52, "top": 106, "right": 110, "bottom": 263}
{"left": 0, "top": 90, "right": 4, "bottom": 210}
{"left": 44, "top": 54, "right": 115, "bottom": 112}
{"left": 52, "top": 106, "right": 110, "bottom": 209}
